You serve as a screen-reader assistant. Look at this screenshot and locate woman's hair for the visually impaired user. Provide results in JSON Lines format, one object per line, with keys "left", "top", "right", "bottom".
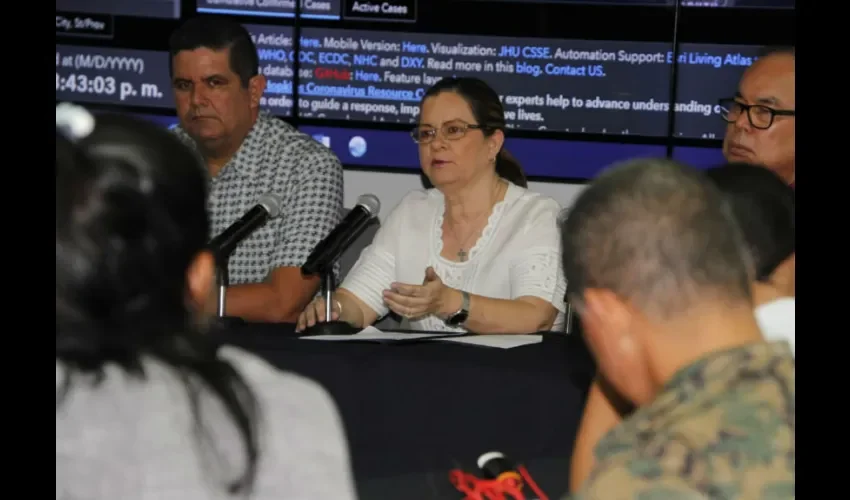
{"left": 421, "top": 77, "right": 527, "bottom": 187}
{"left": 704, "top": 163, "right": 795, "bottom": 282}
{"left": 56, "top": 105, "right": 259, "bottom": 495}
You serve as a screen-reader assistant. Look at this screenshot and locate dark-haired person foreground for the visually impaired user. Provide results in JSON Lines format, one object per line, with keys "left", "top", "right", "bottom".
{"left": 55, "top": 105, "right": 356, "bottom": 500}
{"left": 297, "top": 77, "right": 567, "bottom": 334}
{"left": 721, "top": 46, "right": 795, "bottom": 186}
{"left": 168, "top": 17, "right": 344, "bottom": 323}
{"left": 561, "top": 159, "right": 794, "bottom": 499}
{"left": 568, "top": 161, "right": 796, "bottom": 492}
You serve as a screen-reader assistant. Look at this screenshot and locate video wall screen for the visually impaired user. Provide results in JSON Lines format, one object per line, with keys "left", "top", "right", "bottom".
{"left": 56, "top": 24, "right": 294, "bottom": 116}
{"left": 55, "top": 45, "right": 173, "bottom": 108}
{"left": 673, "top": 43, "right": 756, "bottom": 139}
{"left": 56, "top": 32, "right": 749, "bottom": 179}
{"left": 55, "top": 0, "right": 787, "bottom": 180}
{"left": 468, "top": 0, "right": 794, "bottom": 7}
{"left": 56, "top": 0, "right": 182, "bottom": 19}
{"left": 196, "top": 0, "right": 416, "bottom": 22}
{"left": 288, "top": 26, "right": 758, "bottom": 139}
{"left": 119, "top": 112, "right": 724, "bottom": 180}
{"left": 56, "top": 27, "right": 756, "bottom": 138}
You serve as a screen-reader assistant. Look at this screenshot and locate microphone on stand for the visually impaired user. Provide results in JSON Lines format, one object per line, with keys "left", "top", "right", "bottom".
{"left": 209, "top": 193, "right": 284, "bottom": 321}
{"left": 299, "top": 193, "right": 381, "bottom": 336}
{"left": 209, "top": 193, "right": 284, "bottom": 259}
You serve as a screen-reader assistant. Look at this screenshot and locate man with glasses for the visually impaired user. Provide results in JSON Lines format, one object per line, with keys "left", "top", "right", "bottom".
{"left": 720, "top": 46, "right": 795, "bottom": 186}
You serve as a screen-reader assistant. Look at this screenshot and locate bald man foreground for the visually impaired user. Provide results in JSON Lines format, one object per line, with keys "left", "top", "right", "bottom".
{"left": 721, "top": 47, "right": 796, "bottom": 185}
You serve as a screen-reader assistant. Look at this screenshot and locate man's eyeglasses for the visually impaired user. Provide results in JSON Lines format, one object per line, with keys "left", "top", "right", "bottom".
{"left": 718, "top": 98, "right": 795, "bottom": 130}
{"left": 410, "top": 120, "right": 486, "bottom": 144}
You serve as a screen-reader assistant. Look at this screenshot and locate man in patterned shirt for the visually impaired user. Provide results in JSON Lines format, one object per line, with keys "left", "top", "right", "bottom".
{"left": 560, "top": 158, "right": 794, "bottom": 499}
{"left": 168, "top": 17, "right": 344, "bottom": 322}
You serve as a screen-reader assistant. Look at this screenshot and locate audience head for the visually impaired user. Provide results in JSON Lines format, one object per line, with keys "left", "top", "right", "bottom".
{"left": 56, "top": 103, "right": 258, "bottom": 494}
{"left": 412, "top": 77, "right": 527, "bottom": 189}
{"left": 705, "top": 163, "right": 795, "bottom": 299}
{"left": 721, "top": 46, "right": 795, "bottom": 184}
{"left": 168, "top": 16, "right": 265, "bottom": 149}
{"left": 560, "top": 158, "right": 753, "bottom": 406}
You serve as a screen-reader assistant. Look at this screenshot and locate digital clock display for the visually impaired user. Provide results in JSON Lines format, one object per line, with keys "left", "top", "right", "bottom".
{"left": 55, "top": 45, "right": 173, "bottom": 108}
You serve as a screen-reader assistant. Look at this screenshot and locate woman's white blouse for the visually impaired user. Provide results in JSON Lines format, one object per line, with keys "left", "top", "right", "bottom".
{"left": 341, "top": 182, "right": 568, "bottom": 332}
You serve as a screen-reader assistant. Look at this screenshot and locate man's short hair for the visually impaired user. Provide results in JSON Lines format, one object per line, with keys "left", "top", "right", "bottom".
{"left": 168, "top": 17, "right": 259, "bottom": 88}
{"left": 560, "top": 158, "right": 753, "bottom": 320}
{"left": 705, "top": 163, "right": 795, "bottom": 282}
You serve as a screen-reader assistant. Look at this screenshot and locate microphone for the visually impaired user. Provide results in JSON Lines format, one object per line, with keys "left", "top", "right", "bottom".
{"left": 209, "top": 193, "right": 284, "bottom": 259}
{"left": 301, "top": 193, "right": 381, "bottom": 276}
{"left": 449, "top": 452, "right": 549, "bottom": 500}
{"left": 297, "top": 194, "right": 380, "bottom": 337}
{"left": 478, "top": 452, "right": 548, "bottom": 500}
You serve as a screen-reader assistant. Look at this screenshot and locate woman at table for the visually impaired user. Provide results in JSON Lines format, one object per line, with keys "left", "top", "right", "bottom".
{"left": 55, "top": 104, "right": 357, "bottom": 500}
{"left": 296, "top": 77, "right": 567, "bottom": 334}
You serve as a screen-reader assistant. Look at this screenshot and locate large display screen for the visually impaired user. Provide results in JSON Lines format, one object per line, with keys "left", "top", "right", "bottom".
{"left": 674, "top": 43, "right": 756, "bottom": 139}
{"left": 248, "top": 24, "right": 296, "bottom": 115}
{"left": 56, "top": 33, "right": 755, "bottom": 138}
{"left": 295, "top": 27, "right": 672, "bottom": 136}
{"left": 196, "top": 0, "right": 416, "bottom": 22}
{"left": 302, "top": 126, "right": 726, "bottom": 177}
{"left": 55, "top": 45, "right": 173, "bottom": 108}
{"left": 119, "top": 112, "right": 724, "bottom": 179}
{"left": 292, "top": 27, "right": 758, "bottom": 139}
{"left": 55, "top": 0, "right": 182, "bottom": 19}
{"left": 468, "top": 0, "right": 794, "bottom": 7}
{"left": 55, "top": 1, "right": 773, "bottom": 180}
{"left": 56, "top": 24, "right": 294, "bottom": 116}
{"left": 300, "top": 125, "right": 668, "bottom": 178}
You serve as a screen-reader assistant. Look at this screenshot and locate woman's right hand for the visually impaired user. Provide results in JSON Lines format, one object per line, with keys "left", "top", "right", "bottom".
{"left": 296, "top": 296, "right": 342, "bottom": 332}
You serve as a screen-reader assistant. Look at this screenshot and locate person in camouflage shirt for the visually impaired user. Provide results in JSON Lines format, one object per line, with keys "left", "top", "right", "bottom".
{"left": 559, "top": 158, "right": 795, "bottom": 499}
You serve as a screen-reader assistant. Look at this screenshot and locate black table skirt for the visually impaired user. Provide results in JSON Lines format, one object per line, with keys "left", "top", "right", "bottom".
{"left": 216, "top": 323, "right": 596, "bottom": 499}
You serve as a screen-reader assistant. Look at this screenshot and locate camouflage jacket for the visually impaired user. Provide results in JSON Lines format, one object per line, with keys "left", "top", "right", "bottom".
{"left": 570, "top": 341, "right": 795, "bottom": 500}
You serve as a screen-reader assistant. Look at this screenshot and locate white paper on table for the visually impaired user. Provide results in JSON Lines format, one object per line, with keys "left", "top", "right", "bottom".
{"left": 300, "top": 326, "right": 464, "bottom": 342}
{"left": 433, "top": 334, "right": 543, "bottom": 349}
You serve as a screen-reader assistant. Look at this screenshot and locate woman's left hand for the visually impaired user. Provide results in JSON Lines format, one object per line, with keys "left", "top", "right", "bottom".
{"left": 383, "top": 266, "right": 453, "bottom": 319}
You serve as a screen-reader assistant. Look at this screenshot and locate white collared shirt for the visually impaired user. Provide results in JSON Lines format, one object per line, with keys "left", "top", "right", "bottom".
{"left": 755, "top": 297, "right": 795, "bottom": 356}
{"left": 342, "top": 182, "right": 568, "bottom": 332}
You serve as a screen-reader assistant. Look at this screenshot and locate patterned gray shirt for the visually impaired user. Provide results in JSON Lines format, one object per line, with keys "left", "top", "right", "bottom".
{"left": 174, "top": 112, "right": 344, "bottom": 285}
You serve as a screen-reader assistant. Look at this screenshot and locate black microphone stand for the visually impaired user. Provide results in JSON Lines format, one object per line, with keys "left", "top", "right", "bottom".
{"left": 299, "top": 264, "right": 359, "bottom": 336}
{"left": 216, "top": 263, "right": 229, "bottom": 318}
{"left": 211, "top": 251, "right": 245, "bottom": 331}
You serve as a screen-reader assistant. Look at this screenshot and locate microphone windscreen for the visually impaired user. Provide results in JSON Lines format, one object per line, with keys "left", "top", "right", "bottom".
{"left": 257, "top": 193, "right": 284, "bottom": 218}
{"left": 356, "top": 194, "right": 381, "bottom": 217}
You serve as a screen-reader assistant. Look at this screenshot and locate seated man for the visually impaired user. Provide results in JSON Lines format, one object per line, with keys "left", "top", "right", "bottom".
{"left": 706, "top": 163, "right": 795, "bottom": 351}
{"left": 168, "top": 17, "right": 344, "bottom": 322}
{"left": 569, "top": 160, "right": 796, "bottom": 492}
{"left": 721, "top": 46, "right": 795, "bottom": 186}
{"left": 561, "top": 158, "right": 794, "bottom": 498}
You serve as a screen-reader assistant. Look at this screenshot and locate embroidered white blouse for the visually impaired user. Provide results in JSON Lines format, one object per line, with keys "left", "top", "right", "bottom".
{"left": 341, "top": 182, "right": 568, "bottom": 332}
